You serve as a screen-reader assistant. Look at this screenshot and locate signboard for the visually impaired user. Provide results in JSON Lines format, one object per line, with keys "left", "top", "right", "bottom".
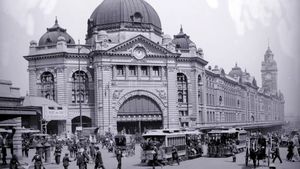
{"left": 42, "top": 106, "right": 68, "bottom": 121}
{"left": 76, "top": 126, "right": 83, "bottom": 131}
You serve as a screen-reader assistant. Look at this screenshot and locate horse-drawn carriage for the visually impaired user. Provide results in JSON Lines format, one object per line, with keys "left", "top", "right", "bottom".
{"left": 114, "top": 134, "right": 135, "bottom": 156}
{"left": 207, "top": 128, "right": 247, "bottom": 157}
{"left": 245, "top": 134, "right": 272, "bottom": 167}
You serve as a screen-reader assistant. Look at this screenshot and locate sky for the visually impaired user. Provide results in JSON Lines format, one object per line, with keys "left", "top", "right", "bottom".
{"left": 0, "top": 0, "right": 299, "bottom": 117}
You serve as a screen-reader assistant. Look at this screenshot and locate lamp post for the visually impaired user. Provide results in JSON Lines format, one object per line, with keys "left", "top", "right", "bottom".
{"left": 78, "top": 40, "right": 83, "bottom": 128}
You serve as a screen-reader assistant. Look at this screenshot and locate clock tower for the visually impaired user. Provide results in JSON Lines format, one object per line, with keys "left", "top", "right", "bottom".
{"left": 261, "top": 45, "right": 278, "bottom": 94}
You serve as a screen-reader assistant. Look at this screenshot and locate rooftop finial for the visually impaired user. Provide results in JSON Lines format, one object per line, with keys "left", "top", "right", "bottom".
{"left": 235, "top": 62, "right": 238, "bottom": 67}
{"left": 78, "top": 39, "right": 81, "bottom": 45}
{"left": 267, "top": 38, "right": 271, "bottom": 50}
{"left": 180, "top": 24, "right": 183, "bottom": 33}
{"left": 55, "top": 16, "right": 58, "bottom": 25}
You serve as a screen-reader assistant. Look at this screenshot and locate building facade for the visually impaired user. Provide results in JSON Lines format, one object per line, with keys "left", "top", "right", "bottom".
{"left": 24, "top": 0, "right": 284, "bottom": 135}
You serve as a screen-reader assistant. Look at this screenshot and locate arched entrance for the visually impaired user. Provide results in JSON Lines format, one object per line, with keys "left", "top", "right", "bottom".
{"left": 47, "top": 120, "right": 65, "bottom": 135}
{"left": 71, "top": 116, "right": 92, "bottom": 133}
{"left": 117, "top": 95, "right": 163, "bottom": 134}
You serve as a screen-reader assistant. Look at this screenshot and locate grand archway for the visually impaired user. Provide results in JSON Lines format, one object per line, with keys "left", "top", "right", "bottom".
{"left": 117, "top": 95, "right": 163, "bottom": 134}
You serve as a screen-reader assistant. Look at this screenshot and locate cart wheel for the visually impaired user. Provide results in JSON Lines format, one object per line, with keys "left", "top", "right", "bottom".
{"left": 245, "top": 148, "right": 249, "bottom": 166}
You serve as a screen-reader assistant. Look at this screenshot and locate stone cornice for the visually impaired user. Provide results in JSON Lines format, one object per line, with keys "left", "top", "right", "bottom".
{"left": 24, "top": 52, "right": 89, "bottom": 61}
{"left": 177, "top": 56, "right": 208, "bottom": 66}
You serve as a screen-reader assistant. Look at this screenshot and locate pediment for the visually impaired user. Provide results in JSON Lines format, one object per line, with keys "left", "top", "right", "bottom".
{"left": 105, "top": 35, "right": 178, "bottom": 58}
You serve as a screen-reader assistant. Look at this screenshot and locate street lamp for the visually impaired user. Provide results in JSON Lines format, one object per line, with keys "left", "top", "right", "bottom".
{"left": 78, "top": 40, "right": 83, "bottom": 128}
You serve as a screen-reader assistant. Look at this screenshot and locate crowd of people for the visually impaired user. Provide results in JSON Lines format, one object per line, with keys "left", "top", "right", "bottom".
{"left": 1, "top": 129, "right": 300, "bottom": 169}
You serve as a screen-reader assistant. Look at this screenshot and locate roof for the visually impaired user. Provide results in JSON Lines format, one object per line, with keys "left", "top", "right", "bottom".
{"left": 88, "top": 0, "right": 162, "bottom": 36}
{"left": 38, "top": 18, "right": 75, "bottom": 46}
{"left": 23, "top": 96, "right": 61, "bottom": 107}
{"left": 172, "top": 27, "right": 194, "bottom": 50}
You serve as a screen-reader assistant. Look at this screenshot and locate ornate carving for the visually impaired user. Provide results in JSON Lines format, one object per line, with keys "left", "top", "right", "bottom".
{"left": 113, "top": 89, "right": 124, "bottom": 100}
{"left": 156, "top": 89, "right": 167, "bottom": 100}
{"left": 167, "top": 67, "right": 176, "bottom": 72}
{"left": 103, "top": 65, "right": 112, "bottom": 71}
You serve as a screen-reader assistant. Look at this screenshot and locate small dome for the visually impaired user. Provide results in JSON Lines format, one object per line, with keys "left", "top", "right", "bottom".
{"left": 229, "top": 63, "right": 243, "bottom": 78}
{"left": 30, "top": 40, "right": 37, "bottom": 46}
{"left": 38, "top": 18, "right": 75, "bottom": 46}
{"left": 87, "top": 0, "right": 162, "bottom": 38}
{"left": 172, "top": 26, "right": 194, "bottom": 50}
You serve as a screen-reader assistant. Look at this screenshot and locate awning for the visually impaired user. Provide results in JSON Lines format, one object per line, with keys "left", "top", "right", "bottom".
{"left": 117, "top": 114, "right": 162, "bottom": 122}
{"left": 0, "top": 128, "right": 12, "bottom": 133}
{"left": 0, "top": 110, "right": 37, "bottom": 115}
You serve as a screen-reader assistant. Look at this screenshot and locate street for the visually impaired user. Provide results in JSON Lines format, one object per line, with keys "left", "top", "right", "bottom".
{"left": 11, "top": 145, "right": 299, "bottom": 169}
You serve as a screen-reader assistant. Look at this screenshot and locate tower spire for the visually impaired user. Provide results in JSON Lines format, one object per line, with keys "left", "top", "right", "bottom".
{"left": 55, "top": 16, "right": 58, "bottom": 25}
{"left": 180, "top": 24, "right": 183, "bottom": 33}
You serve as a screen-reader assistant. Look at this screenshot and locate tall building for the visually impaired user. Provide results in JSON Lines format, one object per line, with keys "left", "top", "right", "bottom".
{"left": 261, "top": 46, "right": 278, "bottom": 94}
{"left": 24, "top": 0, "right": 284, "bottom": 135}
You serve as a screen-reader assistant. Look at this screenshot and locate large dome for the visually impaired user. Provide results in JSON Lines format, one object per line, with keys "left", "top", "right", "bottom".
{"left": 87, "top": 0, "right": 162, "bottom": 38}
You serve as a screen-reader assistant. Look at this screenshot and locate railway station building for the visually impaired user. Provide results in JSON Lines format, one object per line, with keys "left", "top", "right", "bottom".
{"left": 24, "top": 0, "right": 284, "bottom": 135}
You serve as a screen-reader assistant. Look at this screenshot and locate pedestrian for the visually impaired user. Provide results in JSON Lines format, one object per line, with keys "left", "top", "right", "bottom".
{"left": 83, "top": 148, "right": 89, "bottom": 169}
{"left": 152, "top": 146, "right": 163, "bottom": 169}
{"left": 32, "top": 151, "right": 44, "bottom": 169}
{"left": 76, "top": 152, "right": 85, "bottom": 169}
{"left": 90, "top": 143, "right": 96, "bottom": 161}
{"left": 171, "top": 145, "right": 179, "bottom": 165}
{"left": 24, "top": 141, "right": 30, "bottom": 158}
{"left": 116, "top": 148, "right": 122, "bottom": 169}
{"left": 94, "top": 147, "right": 105, "bottom": 169}
{"left": 63, "top": 153, "right": 72, "bottom": 169}
{"left": 272, "top": 143, "right": 282, "bottom": 163}
{"left": 1, "top": 143, "right": 7, "bottom": 165}
{"left": 54, "top": 145, "right": 62, "bottom": 164}
{"left": 287, "top": 141, "right": 294, "bottom": 161}
{"left": 9, "top": 154, "right": 20, "bottom": 169}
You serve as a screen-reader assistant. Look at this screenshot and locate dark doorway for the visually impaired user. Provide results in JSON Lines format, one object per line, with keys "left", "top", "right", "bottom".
{"left": 117, "top": 95, "right": 163, "bottom": 134}
{"left": 71, "top": 116, "right": 92, "bottom": 133}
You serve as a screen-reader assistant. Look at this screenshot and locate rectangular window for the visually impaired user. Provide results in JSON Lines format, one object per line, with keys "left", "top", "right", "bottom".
{"left": 129, "top": 66, "right": 136, "bottom": 76}
{"left": 153, "top": 66, "right": 160, "bottom": 76}
{"left": 48, "top": 107, "right": 54, "bottom": 110}
{"left": 141, "top": 66, "right": 148, "bottom": 76}
{"left": 57, "top": 107, "right": 63, "bottom": 110}
{"left": 116, "top": 65, "right": 124, "bottom": 76}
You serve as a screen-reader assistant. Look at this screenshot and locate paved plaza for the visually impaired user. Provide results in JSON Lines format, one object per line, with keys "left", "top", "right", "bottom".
{"left": 2, "top": 145, "right": 299, "bottom": 169}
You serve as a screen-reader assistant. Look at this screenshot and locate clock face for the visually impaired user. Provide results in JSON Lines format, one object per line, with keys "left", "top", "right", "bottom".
{"left": 133, "top": 46, "right": 146, "bottom": 60}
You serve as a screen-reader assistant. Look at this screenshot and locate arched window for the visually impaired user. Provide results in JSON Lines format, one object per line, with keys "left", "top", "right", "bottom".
{"left": 72, "top": 70, "right": 89, "bottom": 103}
{"left": 198, "top": 74, "right": 203, "bottom": 104}
{"left": 40, "top": 72, "right": 55, "bottom": 101}
{"left": 177, "top": 73, "right": 188, "bottom": 103}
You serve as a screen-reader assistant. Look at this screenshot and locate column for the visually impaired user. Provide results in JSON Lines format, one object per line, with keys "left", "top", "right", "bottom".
{"left": 166, "top": 65, "right": 178, "bottom": 129}
{"left": 125, "top": 65, "right": 129, "bottom": 80}
{"left": 137, "top": 65, "right": 141, "bottom": 80}
{"left": 149, "top": 66, "right": 153, "bottom": 80}
{"left": 13, "top": 117, "right": 23, "bottom": 161}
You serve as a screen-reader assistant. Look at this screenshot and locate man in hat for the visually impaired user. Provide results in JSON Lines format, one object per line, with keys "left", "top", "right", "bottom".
{"left": 32, "top": 151, "right": 43, "bottom": 169}
{"left": 171, "top": 145, "right": 179, "bottom": 165}
{"left": 63, "top": 153, "right": 72, "bottom": 169}
{"left": 116, "top": 148, "right": 123, "bottom": 169}
{"left": 94, "top": 147, "right": 105, "bottom": 169}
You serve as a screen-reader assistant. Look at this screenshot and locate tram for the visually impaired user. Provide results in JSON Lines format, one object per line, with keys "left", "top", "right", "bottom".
{"left": 140, "top": 129, "right": 203, "bottom": 165}
{"left": 207, "top": 128, "right": 247, "bottom": 157}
